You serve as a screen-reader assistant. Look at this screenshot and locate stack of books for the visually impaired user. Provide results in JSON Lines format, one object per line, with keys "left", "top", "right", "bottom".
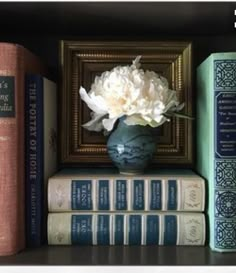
{"left": 47, "top": 170, "right": 206, "bottom": 246}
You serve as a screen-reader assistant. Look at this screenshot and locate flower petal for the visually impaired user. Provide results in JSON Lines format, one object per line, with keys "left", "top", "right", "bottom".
{"left": 125, "top": 115, "right": 149, "bottom": 126}
{"left": 131, "top": 55, "right": 142, "bottom": 69}
{"left": 82, "top": 112, "right": 106, "bottom": 132}
{"left": 79, "top": 87, "right": 107, "bottom": 115}
{"left": 102, "top": 117, "right": 118, "bottom": 131}
{"left": 152, "top": 115, "right": 167, "bottom": 127}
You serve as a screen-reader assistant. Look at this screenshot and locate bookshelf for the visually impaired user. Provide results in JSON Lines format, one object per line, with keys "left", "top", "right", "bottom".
{"left": 0, "top": 246, "right": 236, "bottom": 266}
{"left": 1, "top": 1, "right": 236, "bottom": 265}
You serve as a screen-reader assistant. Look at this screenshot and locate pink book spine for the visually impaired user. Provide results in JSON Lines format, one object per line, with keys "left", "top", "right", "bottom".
{"left": 0, "top": 43, "right": 46, "bottom": 256}
{"left": 0, "top": 43, "right": 25, "bottom": 255}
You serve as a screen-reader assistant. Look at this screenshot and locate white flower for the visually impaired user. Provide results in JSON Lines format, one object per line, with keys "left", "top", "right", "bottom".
{"left": 79, "top": 56, "right": 182, "bottom": 132}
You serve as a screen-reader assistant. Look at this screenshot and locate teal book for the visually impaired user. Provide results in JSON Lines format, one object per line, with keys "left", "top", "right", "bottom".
{"left": 197, "top": 53, "right": 236, "bottom": 252}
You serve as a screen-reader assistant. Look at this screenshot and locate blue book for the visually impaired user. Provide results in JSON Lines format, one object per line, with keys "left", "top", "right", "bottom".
{"left": 25, "top": 74, "right": 57, "bottom": 247}
{"left": 197, "top": 53, "right": 236, "bottom": 252}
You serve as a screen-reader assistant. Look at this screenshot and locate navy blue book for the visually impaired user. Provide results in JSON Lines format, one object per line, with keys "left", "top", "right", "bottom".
{"left": 25, "top": 74, "right": 57, "bottom": 247}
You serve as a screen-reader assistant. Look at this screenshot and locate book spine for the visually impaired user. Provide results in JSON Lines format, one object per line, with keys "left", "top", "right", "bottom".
{"left": 47, "top": 212, "right": 205, "bottom": 246}
{"left": 197, "top": 53, "right": 236, "bottom": 252}
{"left": 0, "top": 44, "right": 25, "bottom": 256}
{"left": 48, "top": 177, "right": 205, "bottom": 212}
{"left": 212, "top": 57, "right": 236, "bottom": 251}
{"left": 0, "top": 43, "right": 46, "bottom": 256}
{"left": 25, "top": 74, "right": 43, "bottom": 247}
{"left": 42, "top": 78, "right": 57, "bottom": 245}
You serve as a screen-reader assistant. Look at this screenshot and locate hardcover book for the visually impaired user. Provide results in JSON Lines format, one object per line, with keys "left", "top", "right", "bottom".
{"left": 48, "top": 169, "right": 205, "bottom": 212}
{"left": 47, "top": 212, "right": 206, "bottom": 246}
{"left": 197, "top": 52, "right": 236, "bottom": 252}
{"left": 25, "top": 74, "right": 57, "bottom": 247}
{"left": 0, "top": 43, "right": 46, "bottom": 255}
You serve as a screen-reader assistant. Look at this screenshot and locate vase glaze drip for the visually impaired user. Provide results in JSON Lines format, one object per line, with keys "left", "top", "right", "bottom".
{"left": 107, "top": 118, "right": 157, "bottom": 175}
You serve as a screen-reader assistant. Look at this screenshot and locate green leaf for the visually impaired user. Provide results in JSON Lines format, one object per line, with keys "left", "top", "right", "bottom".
{"left": 172, "top": 113, "right": 194, "bottom": 120}
{"left": 163, "top": 112, "right": 194, "bottom": 120}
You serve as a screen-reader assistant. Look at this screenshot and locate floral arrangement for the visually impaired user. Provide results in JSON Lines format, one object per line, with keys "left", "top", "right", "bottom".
{"left": 79, "top": 56, "right": 190, "bottom": 133}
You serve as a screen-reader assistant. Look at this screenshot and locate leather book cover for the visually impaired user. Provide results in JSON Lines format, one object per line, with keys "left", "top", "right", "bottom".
{"left": 0, "top": 43, "right": 46, "bottom": 255}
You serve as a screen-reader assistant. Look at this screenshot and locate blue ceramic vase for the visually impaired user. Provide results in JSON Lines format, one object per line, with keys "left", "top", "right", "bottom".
{"left": 107, "top": 117, "right": 157, "bottom": 175}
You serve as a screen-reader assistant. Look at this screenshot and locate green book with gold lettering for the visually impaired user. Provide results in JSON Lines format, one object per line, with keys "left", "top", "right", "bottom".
{"left": 196, "top": 53, "right": 236, "bottom": 252}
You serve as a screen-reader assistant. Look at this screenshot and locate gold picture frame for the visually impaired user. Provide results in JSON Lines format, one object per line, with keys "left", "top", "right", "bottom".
{"left": 60, "top": 40, "right": 193, "bottom": 166}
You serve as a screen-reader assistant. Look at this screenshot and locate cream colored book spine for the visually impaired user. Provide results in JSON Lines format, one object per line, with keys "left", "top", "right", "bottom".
{"left": 47, "top": 212, "right": 205, "bottom": 246}
{"left": 48, "top": 173, "right": 205, "bottom": 212}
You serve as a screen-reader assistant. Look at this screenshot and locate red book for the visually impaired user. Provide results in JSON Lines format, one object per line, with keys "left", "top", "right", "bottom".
{"left": 0, "top": 43, "right": 46, "bottom": 255}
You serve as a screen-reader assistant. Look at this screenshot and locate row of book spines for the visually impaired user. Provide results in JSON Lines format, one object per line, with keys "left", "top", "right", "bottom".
{"left": 48, "top": 178, "right": 205, "bottom": 212}
{"left": 47, "top": 213, "right": 205, "bottom": 246}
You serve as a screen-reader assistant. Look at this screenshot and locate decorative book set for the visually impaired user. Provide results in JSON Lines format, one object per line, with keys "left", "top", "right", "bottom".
{"left": 0, "top": 41, "right": 236, "bottom": 255}
{"left": 47, "top": 171, "right": 206, "bottom": 246}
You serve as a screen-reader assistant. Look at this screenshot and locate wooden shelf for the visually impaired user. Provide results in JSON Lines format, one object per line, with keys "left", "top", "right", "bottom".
{"left": 0, "top": 246, "right": 235, "bottom": 266}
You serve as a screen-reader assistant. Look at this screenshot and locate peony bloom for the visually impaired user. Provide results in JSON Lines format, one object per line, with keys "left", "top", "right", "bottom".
{"left": 79, "top": 56, "right": 184, "bottom": 132}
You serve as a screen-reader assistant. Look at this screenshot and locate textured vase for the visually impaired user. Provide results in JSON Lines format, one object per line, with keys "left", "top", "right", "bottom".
{"left": 107, "top": 118, "right": 157, "bottom": 175}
